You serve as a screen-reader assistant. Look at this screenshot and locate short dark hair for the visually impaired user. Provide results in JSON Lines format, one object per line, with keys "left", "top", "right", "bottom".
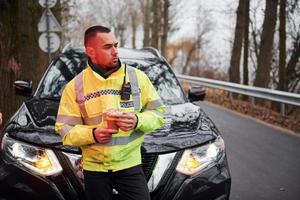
{"left": 84, "top": 25, "right": 111, "bottom": 46}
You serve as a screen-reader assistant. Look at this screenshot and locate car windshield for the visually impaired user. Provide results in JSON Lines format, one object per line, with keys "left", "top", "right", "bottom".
{"left": 36, "top": 51, "right": 186, "bottom": 105}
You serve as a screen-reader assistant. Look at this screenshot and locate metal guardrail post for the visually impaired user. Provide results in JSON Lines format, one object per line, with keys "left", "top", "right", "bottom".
{"left": 250, "top": 96, "right": 255, "bottom": 107}
{"left": 280, "top": 103, "right": 286, "bottom": 116}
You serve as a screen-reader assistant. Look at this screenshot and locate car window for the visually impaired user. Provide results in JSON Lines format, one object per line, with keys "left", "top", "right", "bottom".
{"left": 36, "top": 51, "right": 186, "bottom": 105}
{"left": 121, "top": 59, "right": 186, "bottom": 105}
{"left": 36, "top": 53, "right": 86, "bottom": 98}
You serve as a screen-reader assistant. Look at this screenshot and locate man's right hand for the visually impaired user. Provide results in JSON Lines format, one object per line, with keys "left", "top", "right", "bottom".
{"left": 93, "top": 128, "right": 118, "bottom": 143}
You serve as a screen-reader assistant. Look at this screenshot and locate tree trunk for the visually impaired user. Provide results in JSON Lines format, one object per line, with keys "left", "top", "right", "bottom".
{"left": 0, "top": 0, "right": 23, "bottom": 124}
{"left": 253, "top": 0, "right": 278, "bottom": 88}
{"left": 182, "top": 42, "right": 197, "bottom": 75}
{"left": 142, "top": 0, "right": 150, "bottom": 47}
{"left": 243, "top": 0, "right": 249, "bottom": 86}
{"left": 0, "top": 0, "right": 60, "bottom": 124}
{"left": 278, "top": 0, "right": 286, "bottom": 92}
{"left": 18, "top": 1, "right": 49, "bottom": 86}
{"left": 115, "top": 24, "right": 126, "bottom": 47}
{"left": 249, "top": 19, "right": 259, "bottom": 67}
{"left": 286, "top": 37, "right": 300, "bottom": 91}
{"left": 150, "top": 0, "right": 161, "bottom": 49}
{"left": 131, "top": 13, "right": 137, "bottom": 48}
{"left": 229, "top": 0, "right": 245, "bottom": 84}
{"left": 160, "top": 0, "right": 169, "bottom": 58}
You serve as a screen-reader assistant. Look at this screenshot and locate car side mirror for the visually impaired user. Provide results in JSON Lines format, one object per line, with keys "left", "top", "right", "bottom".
{"left": 188, "top": 86, "right": 206, "bottom": 101}
{"left": 13, "top": 80, "right": 33, "bottom": 97}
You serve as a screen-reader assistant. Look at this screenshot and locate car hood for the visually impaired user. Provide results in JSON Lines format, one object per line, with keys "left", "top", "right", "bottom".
{"left": 6, "top": 98, "right": 219, "bottom": 154}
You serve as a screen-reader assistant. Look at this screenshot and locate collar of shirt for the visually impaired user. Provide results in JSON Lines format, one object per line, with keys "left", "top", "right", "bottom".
{"left": 88, "top": 57, "right": 121, "bottom": 79}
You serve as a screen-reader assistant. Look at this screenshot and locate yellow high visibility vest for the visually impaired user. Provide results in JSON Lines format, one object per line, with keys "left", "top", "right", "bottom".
{"left": 55, "top": 63, "right": 166, "bottom": 172}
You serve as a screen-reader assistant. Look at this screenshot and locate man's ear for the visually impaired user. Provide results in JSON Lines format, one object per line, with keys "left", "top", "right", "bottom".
{"left": 86, "top": 47, "right": 95, "bottom": 58}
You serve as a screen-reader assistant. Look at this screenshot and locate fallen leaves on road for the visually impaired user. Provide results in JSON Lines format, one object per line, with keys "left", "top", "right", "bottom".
{"left": 205, "top": 88, "right": 300, "bottom": 134}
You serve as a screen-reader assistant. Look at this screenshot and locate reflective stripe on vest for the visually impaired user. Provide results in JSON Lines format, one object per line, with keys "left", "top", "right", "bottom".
{"left": 145, "top": 99, "right": 164, "bottom": 110}
{"left": 61, "top": 124, "right": 74, "bottom": 138}
{"left": 95, "top": 130, "right": 144, "bottom": 146}
{"left": 56, "top": 115, "right": 83, "bottom": 125}
{"left": 57, "top": 114, "right": 102, "bottom": 126}
{"left": 75, "top": 72, "right": 88, "bottom": 117}
{"left": 148, "top": 109, "right": 164, "bottom": 118}
{"left": 127, "top": 66, "right": 141, "bottom": 112}
{"left": 83, "top": 115, "right": 103, "bottom": 125}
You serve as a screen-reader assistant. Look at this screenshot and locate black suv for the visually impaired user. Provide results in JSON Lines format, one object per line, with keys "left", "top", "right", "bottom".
{"left": 0, "top": 46, "right": 231, "bottom": 200}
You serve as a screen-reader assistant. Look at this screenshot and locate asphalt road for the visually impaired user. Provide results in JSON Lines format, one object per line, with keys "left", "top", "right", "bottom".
{"left": 197, "top": 101, "right": 300, "bottom": 200}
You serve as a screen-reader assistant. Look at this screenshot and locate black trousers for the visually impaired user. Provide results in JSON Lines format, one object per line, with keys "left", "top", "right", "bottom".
{"left": 83, "top": 165, "right": 151, "bottom": 200}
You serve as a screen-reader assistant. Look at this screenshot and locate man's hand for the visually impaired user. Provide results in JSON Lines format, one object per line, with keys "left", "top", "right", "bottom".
{"left": 116, "top": 112, "right": 138, "bottom": 132}
{"left": 93, "top": 128, "right": 118, "bottom": 143}
{"left": 0, "top": 112, "right": 2, "bottom": 126}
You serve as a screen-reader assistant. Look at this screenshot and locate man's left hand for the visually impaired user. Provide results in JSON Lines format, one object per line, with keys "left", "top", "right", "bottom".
{"left": 116, "top": 112, "right": 137, "bottom": 132}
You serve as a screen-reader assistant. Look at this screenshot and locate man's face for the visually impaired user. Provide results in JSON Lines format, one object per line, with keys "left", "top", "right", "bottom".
{"left": 86, "top": 32, "right": 119, "bottom": 68}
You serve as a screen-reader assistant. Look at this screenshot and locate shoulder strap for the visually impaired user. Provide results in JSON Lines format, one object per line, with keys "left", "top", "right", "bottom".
{"left": 127, "top": 66, "right": 141, "bottom": 113}
{"left": 74, "top": 71, "right": 88, "bottom": 117}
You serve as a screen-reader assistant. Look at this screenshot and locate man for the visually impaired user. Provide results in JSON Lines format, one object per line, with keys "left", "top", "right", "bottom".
{"left": 0, "top": 112, "right": 2, "bottom": 126}
{"left": 55, "top": 25, "right": 165, "bottom": 200}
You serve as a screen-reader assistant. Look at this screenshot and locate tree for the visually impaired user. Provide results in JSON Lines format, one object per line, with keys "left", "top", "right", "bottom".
{"left": 286, "top": 0, "right": 300, "bottom": 93}
{"left": 130, "top": 4, "right": 138, "bottom": 48}
{"left": 126, "top": 0, "right": 142, "bottom": 49}
{"left": 141, "top": 0, "right": 151, "bottom": 47}
{"left": 160, "top": 0, "right": 170, "bottom": 58}
{"left": 150, "top": 0, "right": 162, "bottom": 49}
{"left": 229, "top": 0, "right": 246, "bottom": 84}
{"left": 167, "top": 4, "right": 211, "bottom": 75}
{"left": 0, "top": 0, "right": 60, "bottom": 124}
{"left": 248, "top": 1, "right": 261, "bottom": 75}
{"left": 286, "top": 35, "right": 300, "bottom": 92}
{"left": 87, "top": 0, "right": 129, "bottom": 47}
{"left": 254, "top": 0, "right": 279, "bottom": 88}
{"left": 278, "top": 0, "right": 286, "bottom": 92}
{"left": 181, "top": 38, "right": 199, "bottom": 74}
{"left": 243, "top": 0, "right": 250, "bottom": 86}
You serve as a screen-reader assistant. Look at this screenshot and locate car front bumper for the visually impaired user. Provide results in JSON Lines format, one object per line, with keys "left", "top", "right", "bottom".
{"left": 0, "top": 151, "right": 230, "bottom": 200}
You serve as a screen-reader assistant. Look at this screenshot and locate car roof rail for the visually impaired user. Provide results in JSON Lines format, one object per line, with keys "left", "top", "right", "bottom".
{"left": 141, "top": 47, "right": 161, "bottom": 58}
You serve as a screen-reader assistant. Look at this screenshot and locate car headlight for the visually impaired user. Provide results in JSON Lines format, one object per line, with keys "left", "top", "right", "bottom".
{"left": 176, "top": 136, "right": 225, "bottom": 176}
{"left": 1, "top": 134, "right": 63, "bottom": 177}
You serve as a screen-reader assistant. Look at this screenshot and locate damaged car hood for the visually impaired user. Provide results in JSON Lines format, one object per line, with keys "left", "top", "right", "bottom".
{"left": 6, "top": 98, "right": 219, "bottom": 154}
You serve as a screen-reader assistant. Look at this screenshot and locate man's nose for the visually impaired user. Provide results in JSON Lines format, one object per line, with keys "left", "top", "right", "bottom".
{"left": 112, "top": 46, "right": 118, "bottom": 56}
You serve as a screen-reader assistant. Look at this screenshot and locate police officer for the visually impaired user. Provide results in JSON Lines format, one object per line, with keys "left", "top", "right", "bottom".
{"left": 55, "top": 26, "right": 165, "bottom": 200}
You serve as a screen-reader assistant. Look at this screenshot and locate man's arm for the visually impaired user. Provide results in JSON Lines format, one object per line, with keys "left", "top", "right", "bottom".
{"left": 134, "top": 72, "right": 166, "bottom": 133}
{"left": 55, "top": 82, "right": 97, "bottom": 146}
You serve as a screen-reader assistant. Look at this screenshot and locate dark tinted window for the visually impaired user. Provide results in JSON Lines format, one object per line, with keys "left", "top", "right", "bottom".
{"left": 36, "top": 52, "right": 86, "bottom": 98}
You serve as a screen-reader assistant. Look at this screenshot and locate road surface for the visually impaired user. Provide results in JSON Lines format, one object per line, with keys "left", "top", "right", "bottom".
{"left": 197, "top": 101, "right": 300, "bottom": 200}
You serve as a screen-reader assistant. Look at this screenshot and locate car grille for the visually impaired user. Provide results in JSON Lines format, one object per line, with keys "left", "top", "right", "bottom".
{"left": 141, "top": 154, "right": 158, "bottom": 180}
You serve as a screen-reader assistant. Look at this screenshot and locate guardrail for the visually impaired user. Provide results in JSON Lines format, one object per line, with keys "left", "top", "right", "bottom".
{"left": 176, "top": 74, "right": 300, "bottom": 115}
